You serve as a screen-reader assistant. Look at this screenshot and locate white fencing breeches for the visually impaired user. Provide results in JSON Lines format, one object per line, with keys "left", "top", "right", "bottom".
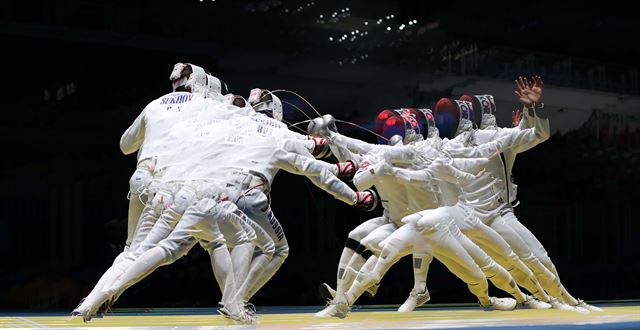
{"left": 126, "top": 160, "right": 154, "bottom": 246}
{"left": 417, "top": 206, "right": 525, "bottom": 302}
{"left": 235, "top": 190, "right": 287, "bottom": 301}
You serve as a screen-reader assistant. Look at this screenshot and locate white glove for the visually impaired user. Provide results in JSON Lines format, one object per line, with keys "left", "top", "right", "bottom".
{"left": 307, "top": 114, "right": 338, "bottom": 137}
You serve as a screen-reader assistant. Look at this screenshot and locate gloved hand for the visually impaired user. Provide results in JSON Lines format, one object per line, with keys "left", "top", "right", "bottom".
{"left": 335, "top": 160, "right": 358, "bottom": 181}
{"left": 310, "top": 137, "right": 333, "bottom": 159}
{"left": 354, "top": 189, "right": 379, "bottom": 212}
{"left": 307, "top": 114, "right": 338, "bottom": 137}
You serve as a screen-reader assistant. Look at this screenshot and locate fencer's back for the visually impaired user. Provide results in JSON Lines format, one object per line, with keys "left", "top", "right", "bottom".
{"left": 162, "top": 112, "right": 296, "bottom": 185}
{"left": 138, "top": 92, "right": 209, "bottom": 162}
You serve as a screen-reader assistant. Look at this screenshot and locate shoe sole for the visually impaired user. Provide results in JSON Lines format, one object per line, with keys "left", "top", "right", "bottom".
{"left": 319, "top": 283, "right": 335, "bottom": 302}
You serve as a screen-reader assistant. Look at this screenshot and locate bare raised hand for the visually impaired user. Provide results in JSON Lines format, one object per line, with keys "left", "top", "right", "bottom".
{"left": 512, "top": 108, "right": 523, "bottom": 127}
{"left": 514, "top": 75, "right": 544, "bottom": 107}
{"left": 527, "top": 75, "right": 544, "bottom": 106}
{"left": 514, "top": 76, "right": 532, "bottom": 106}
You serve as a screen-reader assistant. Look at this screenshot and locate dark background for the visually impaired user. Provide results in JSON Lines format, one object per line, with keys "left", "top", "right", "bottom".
{"left": 1, "top": 0, "right": 639, "bottom": 311}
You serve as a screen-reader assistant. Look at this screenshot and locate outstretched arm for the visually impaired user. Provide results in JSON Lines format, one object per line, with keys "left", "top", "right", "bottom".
{"left": 284, "top": 130, "right": 333, "bottom": 159}
{"left": 478, "top": 124, "right": 543, "bottom": 155}
{"left": 307, "top": 114, "right": 377, "bottom": 162}
{"left": 392, "top": 158, "right": 485, "bottom": 187}
{"left": 274, "top": 142, "right": 375, "bottom": 210}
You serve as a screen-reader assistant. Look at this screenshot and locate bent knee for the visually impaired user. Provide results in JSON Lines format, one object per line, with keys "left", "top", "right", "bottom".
{"left": 129, "top": 169, "right": 152, "bottom": 195}
{"left": 467, "top": 270, "right": 486, "bottom": 284}
{"left": 168, "top": 190, "right": 196, "bottom": 215}
{"left": 360, "top": 238, "right": 382, "bottom": 255}
{"left": 200, "top": 234, "right": 227, "bottom": 253}
{"left": 275, "top": 243, "right": 290, "bottom": 259}
{"left": 478, "top": 258, "right": 501, "bottom": 276}
{"left": 260, "top": 240, "right": 276, "bottom": 257}
{"left": 151, "top": 190, "right": 173, "bottom": 210}
{"left": 519, "top": 252, "right": 540, "bottom": 265}
{"left": 348, "top": 228, "right": 368, "bottom": 242}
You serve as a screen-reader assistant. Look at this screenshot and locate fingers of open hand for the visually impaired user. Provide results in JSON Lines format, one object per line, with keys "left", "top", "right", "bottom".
{"left": 516, "top": 76, "right": 525, "bottom": 91}
{"left": 515, "top": 77, "right": 525, "bottom": 92}
{"left": 522, "top": 76, "right": 529, "bottom": 89}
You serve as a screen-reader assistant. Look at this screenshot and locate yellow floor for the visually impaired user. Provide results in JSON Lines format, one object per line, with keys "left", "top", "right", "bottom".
{"left": 1, "top": 306, "right": 638, "bottom": 329}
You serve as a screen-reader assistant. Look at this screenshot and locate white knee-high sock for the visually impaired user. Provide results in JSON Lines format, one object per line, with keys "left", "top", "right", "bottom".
{"left": 412, "top": 253, "right": 433, "bottom": 293}
{"left": 346, "top": 256, "right": 388, "bottom": 305}
{"left": 209, "top": 245, "right": 237, "bottom": 305}
{"left": 245, "top": 253, "right": 287, "bottom": 300}
{"left": 230, "top": 243, "right": 255, "bottom": 290}
{"left": 233, "top": 254, "right": 269, "bottom": 302}
{"left": 336, "top": 248, "right": 356, "bottom": 291}
{"left": 339, "top": 253, "right": 367, "bottom": 293}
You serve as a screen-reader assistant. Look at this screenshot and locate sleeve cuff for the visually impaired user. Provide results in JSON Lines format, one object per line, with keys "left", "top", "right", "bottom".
{"left": 534, "top": 107, "right": 549, "bottom": 119}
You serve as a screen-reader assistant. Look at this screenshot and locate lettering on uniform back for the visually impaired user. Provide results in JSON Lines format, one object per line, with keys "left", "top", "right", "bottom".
{"left": 159, "top": 94, "right": 194, "bottom": 105}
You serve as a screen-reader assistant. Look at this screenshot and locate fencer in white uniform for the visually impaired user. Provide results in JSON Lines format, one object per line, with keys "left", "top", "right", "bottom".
{"left": 312, "top": 109, "right": 532, "bottom": 318}
{"left": 355, "top": 81, "right": 586, "bottom": 313}
{"left": 119, "top": 68, "right": 242, "bottom": 264}
{"left": 117, "top": 86, "right": 358, "bottom": 320}
{"left": 74, "top": 91, "right": 378, "bottom": 323}
{"left": 121, "top": 63, "right": 226, "bottom": 251}
{"left": 335, "top": 114, "right": 555, "bottom": 317}
{"left": 322, "top": 107, "right": 557, "bottom": 317}
{"left": 369, "top": 97, "right": 566, "bottom": 312}
{"left": 87, "top": 102, "right": 275, "bottom": 322}
{"left": 376, "top": 95, "right": 557, "bottom": 311}
{"left": 73, "top": 63, "right": 229, "bottom": 318}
